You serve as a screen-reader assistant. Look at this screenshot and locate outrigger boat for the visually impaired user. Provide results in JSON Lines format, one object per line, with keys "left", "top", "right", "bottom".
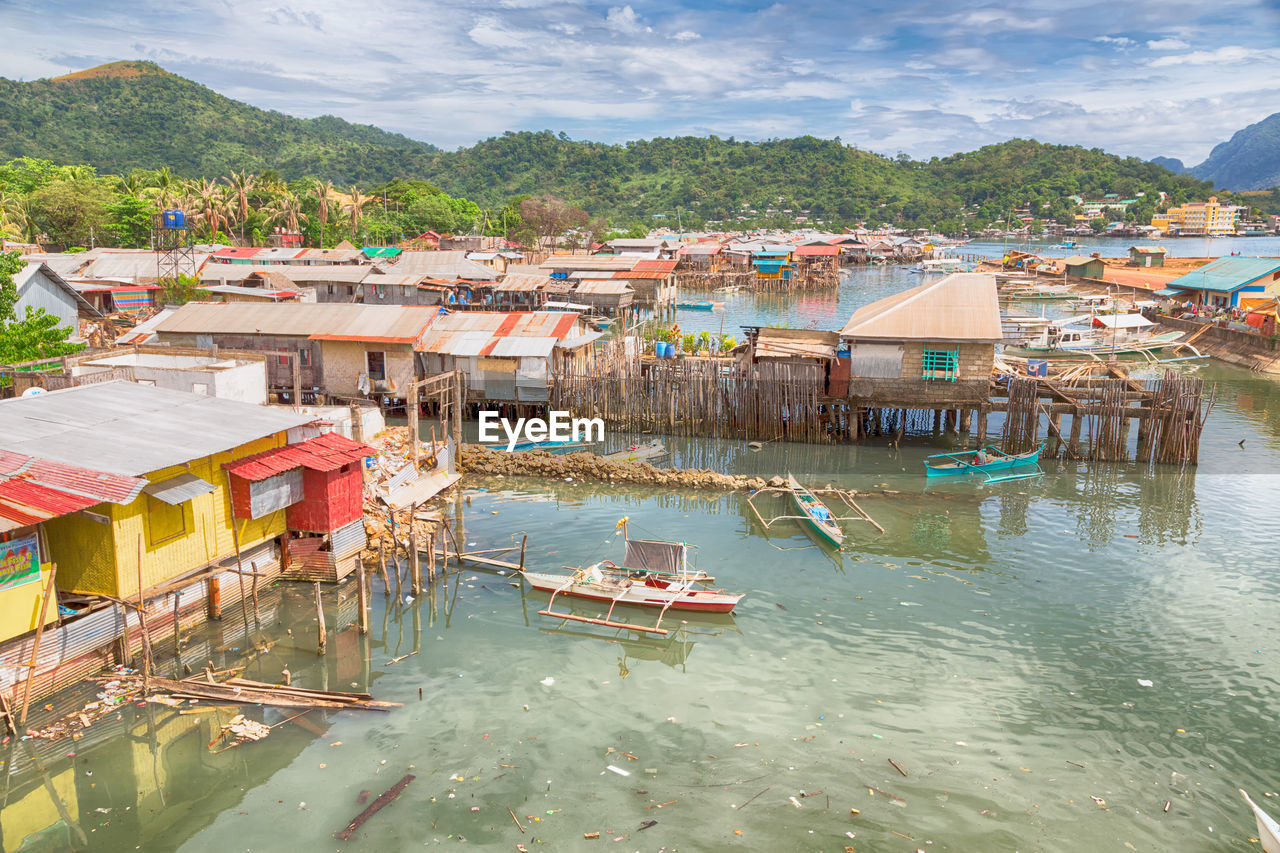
{"left": 524, "top": 520, "right": 742, "bottom": 635}
{"left": 601, "top": 439, "right": 667, "bottom": 463}
{"left": 675, "top": 300, "right": 724, "bottom": 311}
{"left": 924, "top": 444, "right": 1045, "bottom": 483}
{"left": 1241, "top": 789, "right": 1280, "bottom": 853}
{"left": 747, "top": 474, "right": 884, "bottom": 548}
{"left": 507, "top": 438, "right": 597, "bottom": 453}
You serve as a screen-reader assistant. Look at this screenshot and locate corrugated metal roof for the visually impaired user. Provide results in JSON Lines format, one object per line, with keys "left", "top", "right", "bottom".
{"left": 495, "top": 273, "right": 552, "bottom": 292}
{"left": 224, "top": 432, "right": 374, "bottom": 482}
{"left": 416, "top": 311, "right": 583, "bottom": 355}
{"left": 755, "top": 328, "right": 839, "bottom": 359}
{"left": 1062, "top": 255, "right": 1099, "bottom": 266}
{"left": 678, "top": 245, "right": 722, "bottom": 255}
{"left": 213, "top": 248, "right": 262, "bottom": 259}
{"left": 362, "top": 247, "right": 403, "bottom": 258}
{"left": 540, "top": 255, "right": 638, "bottom": 272}
{"left": 0, "top": 381, "right": 314, "bottom": 476}
{"left": 203, "top": 285, "right": 298, "bottom": 300}
{"left": 488, "top": 336, "right": 557, "bottom": 357}
{"left": 201, "top": 264, "right": 370, "bottom": 283}
{"left": 85, "top": 251, "right": 211, "bottom": 280}
{"left": 1165, "top": 257, "right": 1280, "bottom": 293}
{"left": 795, "top": 245, "right": 840, "bottom": 257}
{"left": 840, "top": 273, "right": 1003, "bottom": 343}
{"left": 143, "top": 472, "right": 216, "bottom": 505}
{"left": 17, "top": 262, "right": 103, "bottom": 318}
{"left": 632, "top": 260, "right": 678, "bottom": 273}
{"left": 556, "top": 330, "right": 604, "bottom": 349}
{"left": 612, "top": 270, "right": 668, "bottom": 280}
{"left": 155, "top": 302, "right": 437, "bottom": 343}
{"left": 0, "top": 451, "right": 150, "bottom": 531}
{"left": 295, "top": 248, "right": 362, "bottom": 262}
{"left": 575, "top": 280, "right": 633, "bottom": 295}
{"left": 393, "top": 251, "right": 498, "bottom": 280}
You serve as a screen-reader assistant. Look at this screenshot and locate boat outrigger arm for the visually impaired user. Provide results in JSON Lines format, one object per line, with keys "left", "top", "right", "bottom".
{"left": 537, "top": 568, "right": 679, "bottom": 635}
{"left": 746, "top": 487, "right": 885, "bottom": 533}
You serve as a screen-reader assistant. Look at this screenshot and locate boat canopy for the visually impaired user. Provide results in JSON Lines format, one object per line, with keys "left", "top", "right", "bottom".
{"left": 1091, "top": 314, "right": 1155, "bottom": 330}
{"left": 622, "top": 538, "right": 686, "bottom": 574}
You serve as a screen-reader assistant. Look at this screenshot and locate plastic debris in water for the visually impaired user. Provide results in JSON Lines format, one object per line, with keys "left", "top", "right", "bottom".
{"left": 540, "top": 677, "right": 555, "bottom": 686}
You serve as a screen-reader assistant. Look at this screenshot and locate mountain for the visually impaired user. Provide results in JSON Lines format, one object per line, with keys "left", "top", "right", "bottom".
{"left": 1150, "top": 156, "right": 1187, "bottom": 174}
{"left": 0, "top": 61, "right": 439, "bottom": 183}
{"left": 1191, "top": 112, "right": 1280, "bottom": 190}
{"left": 0, "top": 61, "right": 1214, "bottom": 228}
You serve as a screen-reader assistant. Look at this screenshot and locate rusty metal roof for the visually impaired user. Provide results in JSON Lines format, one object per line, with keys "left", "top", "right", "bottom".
{"left": 495, "top": 273, "right": 552, "bottom": 292}
{"left": 416, "top": 311, "right": 582, "bottom": 355}
{"left": 575, "top": 280, "right": 633, "bottom": 295}
{"left": 155, "top": 302, "right": 437, "bottom": 343}
{"left": 631, "top": 260, "right": 678, "bottom": 273}
{"left": 840, "top": 273, "right": 1003, "bottom": 343}
{"left": 540, "top": 255, "right": 638, "bottom": 272}
{"left": 0, "top": 449, "right": 149, "bottom": 532}
{"left": 225, "top": 431, "right": 374, "bottom": 482}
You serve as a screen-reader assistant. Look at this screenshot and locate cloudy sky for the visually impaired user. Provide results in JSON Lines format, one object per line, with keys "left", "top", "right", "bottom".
{"left": 1, "top": 0, "right": 1278, "bottom": 164}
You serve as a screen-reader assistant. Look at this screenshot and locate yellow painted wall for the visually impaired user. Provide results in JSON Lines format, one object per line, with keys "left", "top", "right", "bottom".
{"left": 45, "top": 433, "right": 291, "bottom": 599}
{"left": 0, "top": 564, "right": 57, "bottom": 643}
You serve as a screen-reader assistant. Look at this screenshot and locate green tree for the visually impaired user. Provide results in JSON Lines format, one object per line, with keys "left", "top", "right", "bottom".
{"left": 105, "top": 194, "right": 157, "bottom": 247}
{"left": 159, "top": 274, "right": 209, "bottom": 306}
{"left": 26, "top": 178, "right": 113, "bottom": 247}
{"left": 0, "top": 251, "right": 83, "bottom": 364}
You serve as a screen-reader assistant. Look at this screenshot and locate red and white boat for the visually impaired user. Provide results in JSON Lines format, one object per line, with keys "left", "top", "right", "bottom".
{"left": 524, "top": 525, "right": 743, "bottom": 634}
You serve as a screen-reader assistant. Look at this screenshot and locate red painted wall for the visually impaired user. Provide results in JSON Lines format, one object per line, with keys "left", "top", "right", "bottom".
{"left": 286, "top": 463, "right": 362, "bottom": 533}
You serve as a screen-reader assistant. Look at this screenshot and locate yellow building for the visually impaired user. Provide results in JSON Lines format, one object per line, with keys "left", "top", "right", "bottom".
{"left": 1152, "top": 196, "right": 1245, "bottom": 236}
{"left": 0, "top": 381, "right": 313, "bottom": 602}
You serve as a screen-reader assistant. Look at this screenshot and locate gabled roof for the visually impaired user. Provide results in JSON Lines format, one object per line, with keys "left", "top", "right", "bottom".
{"left": 632, "top": 260, "right": 678, "bottom": 273}
{"left": 224, "top": 431, "right": 374, "bottom": 482}
{"left": 540, "top": 255, "right": 638, "bottom": 272}
{"left": 839, "top": 273, "right": 1003, "bottom": 343}
{"left": 416, "top": 311, "right": 583, "bottom": 356}
{"left": 0, "top": 449, "right": 148, "bottom": 531}
{"left": 154, "top": 302, "right": 438, "bottom": 344}
{"left": 393, "top": 251, "right": 498, "bottom": 280}
{"left": 494, "top": 273, "right": 552, "bottom": 293}
{"left": 1164, "top": 256, "right": 1280, "bottom": 293}
{"left": 794, "top": 245, "right": 840, "bottom": 257}
{"left": 575, "top": 280, "right": 634, "bottom": 295}
{"left": 17, "top": 262, "right": 103, "bottom": 318}
{"left": 1062, "top": 255, "right": 1100, "bottom": 266}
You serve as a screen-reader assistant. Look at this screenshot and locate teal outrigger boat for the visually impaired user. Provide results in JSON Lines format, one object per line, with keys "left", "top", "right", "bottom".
{"left": 924, "top": 444, "right": 1045, "bottom": 484}
{"left": 746, "top": 475, "right": 884, "bottom": 548}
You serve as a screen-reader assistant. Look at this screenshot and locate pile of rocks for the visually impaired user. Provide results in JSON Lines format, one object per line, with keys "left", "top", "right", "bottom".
{"left": 460, "top": 444, "right": 770, "bottom": 492}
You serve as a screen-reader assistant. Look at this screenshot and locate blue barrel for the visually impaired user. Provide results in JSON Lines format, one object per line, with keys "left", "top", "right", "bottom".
{"left": 1027, "top": 359, "right": 1048, "bottom": 377}
{"left": 656, "top": 342, "right": 670, "bottom": 358}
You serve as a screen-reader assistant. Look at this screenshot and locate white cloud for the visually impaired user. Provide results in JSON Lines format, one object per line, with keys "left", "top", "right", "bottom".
{"left": 1150, "top": 45, "right": 1278, "bottom": 67}
{"left": 1093, "top": 35, "right": 1135, "bottom": 47}
{"left": 1146, "top": 38, "right": 1190, "bottom": 50}
{"left": 605, "top": 5, "right": 650, "bottom": 34}
{"left": 672, "top": 30, "right": 700, "bottom": 41}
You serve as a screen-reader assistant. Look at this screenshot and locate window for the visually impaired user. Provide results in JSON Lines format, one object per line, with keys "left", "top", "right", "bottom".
{"left": 298, "top": 348, "right": 312, "bottom": 367}
{"left": 921, "top": 349, "right": 959, "bottom": 381}
{"left": 147, "top": 495, "right": 187, "bottom": 545}
{"left": 367, "top": 351, "right": 386, "bottom": 381}
{"left": 278, "top": 354, "right": 289, "bottom": 365}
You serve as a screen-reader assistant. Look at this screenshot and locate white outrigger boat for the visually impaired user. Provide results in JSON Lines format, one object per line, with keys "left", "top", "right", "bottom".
{"left": 524, "top": 519, "right": 743, "bottom": 634}
{"left": 1002, "top": 314, "right": 1202, "bottom": 362}
{"left": 1241, "top": 789, "right": 1280, "bottom": 853}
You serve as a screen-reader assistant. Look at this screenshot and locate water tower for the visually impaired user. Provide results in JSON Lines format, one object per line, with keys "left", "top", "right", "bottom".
{"left": 153, "top": 209, "right": 198, "bottom": 281}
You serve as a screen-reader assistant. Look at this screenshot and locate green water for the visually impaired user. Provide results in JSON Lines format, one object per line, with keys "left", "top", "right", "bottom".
{"left": 3, "top": 363, "right": 1278, "bottom": 852}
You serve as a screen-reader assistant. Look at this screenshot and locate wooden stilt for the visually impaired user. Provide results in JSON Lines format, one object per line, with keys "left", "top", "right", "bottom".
{"left": 357, "top": 563, "right": 369, "bottom": 636}
{"left": 519, "top": 534, "right": 527, "bottom": 572}
{"left": 378, "top": 536, "right": 389, "bottom": 596}
{"left": 135, "top": 536, "right": 153, "bottom": 694}
{"left": 17, "top": 562, "right": 57, "bottom": 726}
{"left": 409, "top": 507, "right": 421, "bottom": 597}
{"left": 172, "top": 594, "right": 181, "bottom": 664}
{"left": 314, "top": 582, "right": 327, "bottom": 656}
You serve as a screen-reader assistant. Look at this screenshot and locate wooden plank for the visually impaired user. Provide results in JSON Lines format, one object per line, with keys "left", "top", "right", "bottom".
{"left": 537, "top": 610, "right": 669, "bottom": 635}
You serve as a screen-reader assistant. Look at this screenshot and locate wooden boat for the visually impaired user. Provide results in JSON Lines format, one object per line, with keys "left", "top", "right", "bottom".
{"left": 602, "top": 440, "right": 666, "bottom": 463}
{"left": 924, "top": 444, "right": 1044, "bottom": 483}
{"left": 507, "top": 438, "right": 595, "bottom": 453}
{"left": 746, "top": 475, "right": 883, "bottom": 549}
{"left": 526, "top": 522, "right": 740, "bottom": 634}
{"left": 786, "top": 474, "right": 844, "bottom": 547}
{"left": 1241, "top": 789, "right": 1280, "bottom": 853}
{"left": 675, "top": 300, "right": 723, "bottom": 311}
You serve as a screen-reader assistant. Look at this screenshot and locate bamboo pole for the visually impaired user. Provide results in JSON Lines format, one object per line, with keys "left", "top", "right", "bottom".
{"left": 357, "top": 562, "right": 369, "bottom": 635}
{"left": 314, "top": 582, "right": 327, "bottom": 655}
{"left": 17, "top": 562, "right": 58, "bottom": 726}
{"left": 135, "top": 536, "right": 153, "bottom": 693}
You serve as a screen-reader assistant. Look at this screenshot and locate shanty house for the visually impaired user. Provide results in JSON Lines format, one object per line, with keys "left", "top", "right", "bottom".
{"left": 614, "top": 260, "right": 677, "bottom": 308}
{"left": 0, "top": 452, "right": 147, "bottom": 644}
{"left": 224, "top": 432, "right": 373, "bottom": 583}
{"left": 492, "top": 273, "right": 551, "bottom": 311}
{"left": 838, "top": 273, "right": 1001, "bottom": 406}
{"left": 573, "top": 280, "right": 634, "bottom": 315}
{"left": 416, "top": 311, "right": 600, "bottom": 402}
{"left": 1158, "top": 256, "right": 1280, "bottom": 309}
{"left": 1128, "top": 246, "right": 1167, "bottom": 267}
{"left": 151, "top": 302, "right": 438, "bottom": 401}
{"left": 0, "top": 382, "right": 314, "bottom": 603}
{"left": 13, "top": 262, "right": 101, "bottom": 333}
{"left": 1062, "top": 255, "right": 1105, "bottom": 279}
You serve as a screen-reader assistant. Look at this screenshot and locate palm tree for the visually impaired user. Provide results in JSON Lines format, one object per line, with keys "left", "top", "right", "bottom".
{"left": 191, "top": 179, "right": 232, "bottom": 241}
{"left": 225, "top": 170, "right": 255, "bottom": 243}
{"left": 309, "top": 179, "right": 334, "bottom": 247}
{"left": 150, "top": 166, "right": 180, "bottom": 208}
{"left": 264, "top": 193, "right": 308, "bottom": 235}
{"left": 344, "top": 186, "right": 367, "bottom": 242}
{"left": 116, "top": 171, "right": 149, "bottom": 199}
{"left": 0, "top": 191, "right": 29, "bottom": 241}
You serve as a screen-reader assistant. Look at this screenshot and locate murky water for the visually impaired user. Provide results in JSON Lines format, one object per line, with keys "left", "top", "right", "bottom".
{"left": 5, "top": 271, "right": 1280, "bottom": 852}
